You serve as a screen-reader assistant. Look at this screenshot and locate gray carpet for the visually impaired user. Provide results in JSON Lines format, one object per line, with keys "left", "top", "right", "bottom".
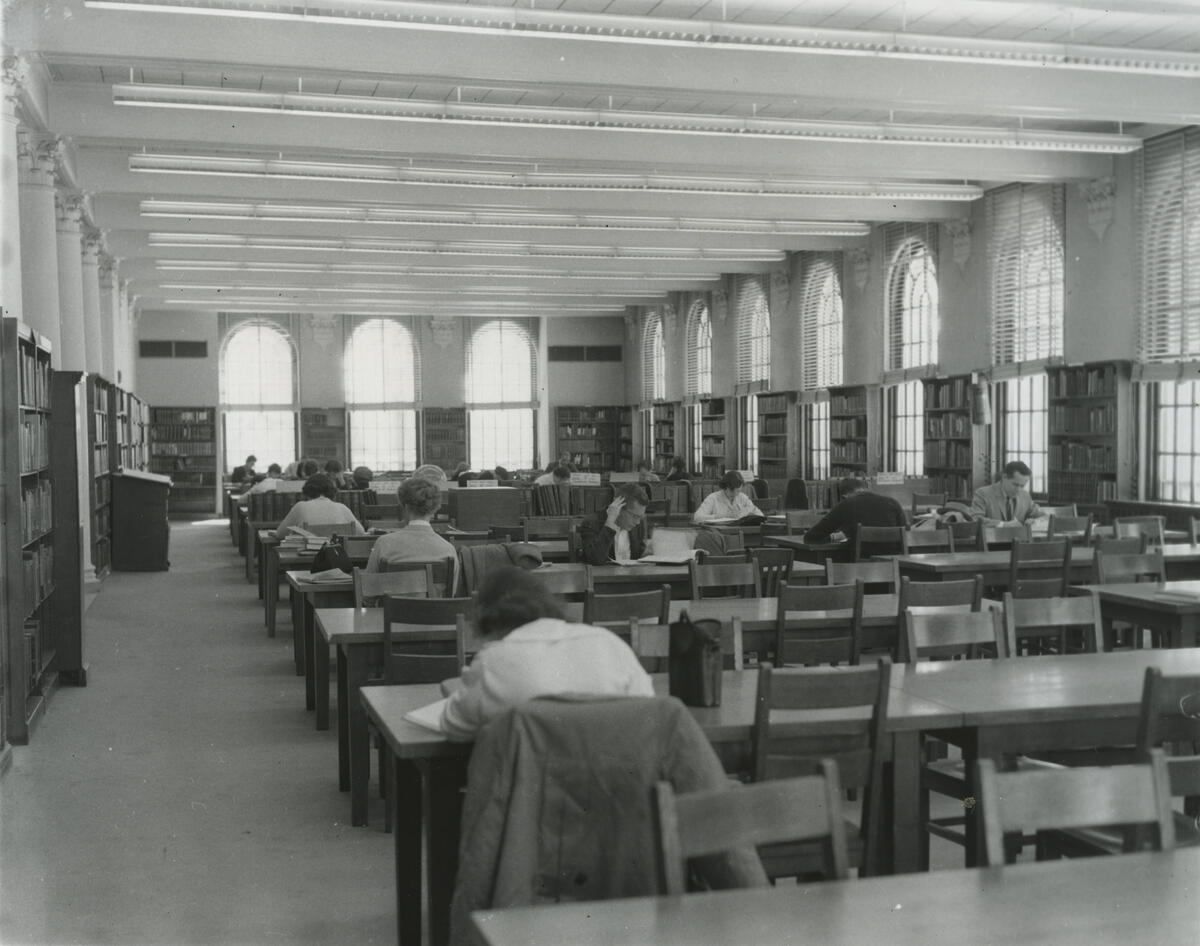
{"left": 0, "top": 521, "right": 393, "bottom": 946}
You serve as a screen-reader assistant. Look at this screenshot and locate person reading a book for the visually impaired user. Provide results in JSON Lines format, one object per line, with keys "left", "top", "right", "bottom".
{"left": 365, "top": 477, "right": 458, "bottom": 595}
{"left": 578, "top": 483, "right": 650, "bottom": 565}
{"left": 970, "top": 460, "right": 1044, "bottom": 526}
{"left": 438, "top": 566, "right": 653, "bottom": 739}
{"left": 533, "top": 465, "right": 571, "bottom": 487}
{"left": 272, "top": 474, "right": 365, "bottom": 539}
{"left": 692, "top": 471, "right": 763, "bottom": 525}
{"left": 802, "top": 477, "right": 906, "bottom": 547}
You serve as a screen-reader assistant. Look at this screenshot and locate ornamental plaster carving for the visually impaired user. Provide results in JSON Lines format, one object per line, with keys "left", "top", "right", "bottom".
{"left": 309, "top": 313, "right": 339, "bottom": 348}
{"left": 848, "top": 248, "right": 870, "bottom": 291}
{"left": 945, "top": 219, "right": 972, "bottom": 270}
{"left": 1079, "top": 176, "right": 1116, "bottom": 241}
{"left": 429, "top": 315, "right": 457, "bottom": 348}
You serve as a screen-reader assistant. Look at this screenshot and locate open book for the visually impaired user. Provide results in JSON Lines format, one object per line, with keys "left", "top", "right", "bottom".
{"left": 403, "top": 697, "right": 449, "bottom": 732}
{"left": 624, "top": 528, "right": 703, "bottom": 565}
{"left": 306, "top": 567, "right": 351, "bottom": 583}
{"left": 702, "top": 514, "right": 766, "bottom": 527}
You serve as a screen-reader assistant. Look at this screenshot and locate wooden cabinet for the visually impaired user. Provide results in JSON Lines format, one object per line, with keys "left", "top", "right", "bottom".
{"left": 1047, "top": 361, "right": 1133, "bottom": 509}
{"left": 149, "top": 407, "right": 217, "bottom": 514}
{"left": 300, "top": 408, "right": 346, "bottom": 464}
{"left": 922, "top": 375, "right": 987, "bottom": 500}
{"left": 421, "top": 407, "right": 467, "bottom": 473}
{"left": 699, "top": 398, "right": 728, "bottom": 480}
{"left": 756, "top": 392, "right": 791, "bottom": 481}
{"left": 555, "top": 406, "right": 628, "bottom": 471}
{"left": 111, "top": 471, "right": 171, "bottom": 572}
{"left": 829, "top": 385, "right": 874, "bottom": 479}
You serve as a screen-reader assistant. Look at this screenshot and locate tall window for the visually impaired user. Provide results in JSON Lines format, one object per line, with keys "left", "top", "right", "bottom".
{"left": 885, "top": 226, "right": 938, "bottom": 474}
{"left": 219, "top": 318, "right": 297, "bottom": 472}
{"left": 744, "top": 395, "right": 759, "bottom": 473}
{"left": 465, "top": 318, "right": 536, "bottom": 470}
{"left": 735, "top": 275, "right": 770, "bottom": 472}
{"left": 344, "top": 317, "right": 419, "bottom": 472}
{"left": 800, "top": 254, "right": 843, "bottom": 392}
{"left": 806, "top": 402, "right": 830, "bottom": 480}
{"left": 1153, "top": 380, "right": 1200, "bottom": 503}
{"left": 641, "top": 311, "right": 665, "bottom": 403}
{"left": 888, "top": 380, "right": 924, "bottom": 476}
{"left": 988, "top": 184, "right": 1063, "bottom": 486}
{"left": 685, "top": 300, "right": 712, "bottom": 398}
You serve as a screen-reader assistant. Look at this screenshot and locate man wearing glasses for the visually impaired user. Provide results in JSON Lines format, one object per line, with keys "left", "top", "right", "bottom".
{"left": 579, "top": 483, "right": 650, "bottom": 565}
{"left": 970, "top": 461, "right": 1045, "bottom": 526}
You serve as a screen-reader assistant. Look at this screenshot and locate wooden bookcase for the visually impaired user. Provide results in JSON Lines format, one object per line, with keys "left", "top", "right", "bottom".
{"left": 148, "top": 407, "right": 217, "bottom": 514}
{"left": 756, "top": 392, "right": 791, "bottom": 481}
{"left": 301, "top": 408, "right": 346, "bottom": 464}
{"left": 421, "top": 407, "right": 467, "bottom": 473}
{"left": 87, "top": 375, "right": 113, "bottom": 576}
{"left": 700, "top": 398, "right": 728, "bottom": 479}
{"left": 555, "top": 406, "right": 626, "bottom": 471}
{"left": 922, "top": 375, "right": 987, "bottom": 500}
{"left": 1047, "top": 361, "right": 1133, "bottom": 510}
{"left": 2, "top": 318, "right": 62, "bottom": 745}
{"left": 50, "top": 372, "right": 87, "bottom": 691}
{"left": 651, "top": 402, "right": 679, "bottom": 473}
{"left": 616, "top": 408, "right": 634, "bottom": 472}
{"left": 113, "top": 387, "right": 148, "bottom": 472}
{"left": 829, "top": 385, "right": 873, "bottom": 479}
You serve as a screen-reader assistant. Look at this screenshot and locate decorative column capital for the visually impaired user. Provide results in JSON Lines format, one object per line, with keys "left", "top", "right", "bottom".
{"left": 2, "top": 56, "right": 28, "bottom": 114}
{"left": 1079, "top": 176, "right": 1116, "bottom": 241}
{"left": 99, "top": 254, "right": 118, "bottom": 289}
{"left": 17, "top": 132, "right": 60, "bottom": 184}
{"left": 429, "top": 315, "right": 456, "bottom": 348}
{"left": 82, "top": 233, "right": 104, "bottom": 265}
{"left": 56, "top": 192, "right": 85, "bottom": 230}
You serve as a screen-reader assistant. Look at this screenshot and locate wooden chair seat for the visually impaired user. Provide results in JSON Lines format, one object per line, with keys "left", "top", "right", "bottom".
{"left": 1007, "top": 537, "right": 1071, "bottom": 600}
{"left": 853, "top": 525, "right": 907, "bottom": 562}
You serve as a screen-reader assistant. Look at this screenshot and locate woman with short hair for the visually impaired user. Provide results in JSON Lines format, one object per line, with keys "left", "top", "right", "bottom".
{"left": 272, "top": 474, "right": 365, "bottom": 539}
{"left": 364, "top": 476, "right": 458, "bottom": 594}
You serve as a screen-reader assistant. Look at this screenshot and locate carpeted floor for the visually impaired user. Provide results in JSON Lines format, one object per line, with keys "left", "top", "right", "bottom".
{"left": 0, "top": 521, "right": 394, "bottom": 946}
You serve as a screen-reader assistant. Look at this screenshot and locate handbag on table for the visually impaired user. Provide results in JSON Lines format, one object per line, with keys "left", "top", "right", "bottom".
{"left": 668, "top": 610, "right": 723, "bottom": 707}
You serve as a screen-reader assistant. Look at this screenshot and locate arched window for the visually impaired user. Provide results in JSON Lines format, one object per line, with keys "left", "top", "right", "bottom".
{"left": 219, "top": 318, "right": 297, "bottom": 474}
{"left": 685, "top": 300, "right": 712, "bottom": 398}
{"left": 799, "top": 254, "right": 842, "bottom": 479}
{"left": 344, "top": 317, "right": 420, "bottom": 472}
{"left": 465, "top": 318, "right": 536, "bottom": 469}
{"left": 641, "top": 311, "right": 665, "bottom": 403}
{"left": 735, "top": 275, "right": 770, "bottom": 471}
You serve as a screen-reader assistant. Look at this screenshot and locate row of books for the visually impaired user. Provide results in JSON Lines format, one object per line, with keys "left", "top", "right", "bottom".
{"left": 22, "top": 545, "right": 54, "bottom": 614}
{"left": 830, "top": 419, "right": 866, "bottom": 439}
{"left": 424, "top": 427, "right": 465, "bottom": 442}
{"left": 760, "top": 415, "right": 787, "bottom": 436}
{"left": 759, "top": 442, "right": 787, "bottom": 460}
{"left": 1049, "top": 442, "right": 1118, "bottom": 472}
{"left": 924, "top": 442, "right": 973, "bottom": 469}
{"left": 19, "top": 413, "right": 50, "bottom": 472}
{"left": 701, "top": 418, "right": 727, "bottom": 435}
{"left": 152, "top": 409, "right": 213, "bottom": 424}
{"left": 94, "top": 444, "right": 110, "bottom": 473}
{"left": 1048, "top": 471, "right": 1120, "bottom": 502}
{"left": 18, "top": 346, "right": 51, "bottom": 409}
{"left": 757, "top": 394, "right": 789, "bottom": 413}
{"left": 150, "top": 424, "right": 214, "bottom": 440}
{"left": 558, "top": 425, "right": 607, "bottom": 438}
{"left": 92, "top": 410, "right": 110, "bottom": 443}
{"left": 1049, "top": 365, "right": 1122, "bottom": 399}
{"left": 830, "top": 393, "right": 867, "bottom": 414}
{"left": 21, "top": 480, "right": 53, "bottom": 544}
{"left": 559, "top": 408, "right": 621, "bottom": 421}
{"left": 152, "top": 442, "right": 215, "bottom": 457}
{"left": 831, "top": 443, "right": 868, "bottom": 462}
{"left": 924, "top": 377, "right": 968, "bottom": 410}
{"left": 1049, "top": 403, "right": 1118, "bottom": 435}
{"left": 927, "top": 473, "right": 971, "bottom": 499}
{"left": 925, "top": 413, "right": 972, "bottom": 439}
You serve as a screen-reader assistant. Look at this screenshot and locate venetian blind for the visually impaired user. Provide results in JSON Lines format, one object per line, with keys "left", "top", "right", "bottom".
{"left": 343, "top": 316, "right": 420, "bottom": 405}
{"left": 1139, "top": 128, "right": 1200, "bottom": 364}
{"left": 987, "top": 183, "right": 1065, "bottom": 366}
{"left": 641, "top": 310, "right": 664, "bottom": 402}
{"left": 884, "top": 222, "right": 940, "bottom": 370}
{"left": 735, "top": 273, "right": 770, "bottom": 387}
{"left": 684, "top": 298, "right": 712, "bottom": 397}
{"left": 799, "top": 252, "right": 843, "bottom": 392}
{"left": 464, "top": 317, "right": 537, "bottom": 406}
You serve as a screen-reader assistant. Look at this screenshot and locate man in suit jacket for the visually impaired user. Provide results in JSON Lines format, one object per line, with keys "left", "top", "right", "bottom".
{"left": 578, "top": 483, "right": 649, "bottom": 564}
{"left": 970, "top": 460, "right": 1044, "bottom": 525}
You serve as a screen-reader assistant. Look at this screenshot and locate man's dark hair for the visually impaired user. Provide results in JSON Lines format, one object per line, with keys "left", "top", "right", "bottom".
{"left": 838, "top": 477, "right": 867, "bottom": 500}
{"left": 324, "top": 459, "right": 343, "bottom": 474}
{"left": 300, "top": 458, "right": 320, "bottom": 477}
{"left": 552, "top": 465, "right": 571, "bottom": 481}
{"left": 245, "top": 455, "right": 257, "bottom": 464}
{"left": 474, "top": 566, "right": 566, "bottom": 639}
{"left": 302, "top": 473, "right": 338, "bottom": 499}
{"left": 1002, "top": 461, "right": 1032, "bottom": 478}
{"left": 614, "top": 483, "right": 649, "bottom": 506}
{"left": 718, "top": 471, "right": 744, "bottom": 491}
{"left": 266, "top": 463, "right": 282, "bottom": 475}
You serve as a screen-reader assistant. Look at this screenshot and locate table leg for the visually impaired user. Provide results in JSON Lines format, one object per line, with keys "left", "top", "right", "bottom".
{"left": 423, "top": 759, "right": 467, "bottom": 946}
{"left": 315, "top": 623, "right": 330, "bottom": 730}
{"left": 304, "top": 597, "right": 316, "bottom": 712}
{"left": 394, "top": 757, "right": 423, "bottom": 946}
{"left": 291, "top": 588, "right": 304, "bottom": 676}
{"left": 265, "top": 547, "right": 279, "bottom": 636}
{"left": 890, "top": 730, "right": 924, "bottom": 874}
{"left": 337, "top": 646, "right": 351, "bottom": 792}
{"left": 351, "top": 676, "right": 372, "bottom": 826}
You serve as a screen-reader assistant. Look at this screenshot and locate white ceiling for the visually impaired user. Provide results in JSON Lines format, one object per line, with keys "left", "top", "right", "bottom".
{"left": 5, "top": 0, "right": 1198, "bottom": 317}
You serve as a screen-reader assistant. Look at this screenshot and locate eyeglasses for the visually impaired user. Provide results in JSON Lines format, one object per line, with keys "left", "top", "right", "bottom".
{"left": 1180, "top": 692, "right": 1200, "bottom": 720}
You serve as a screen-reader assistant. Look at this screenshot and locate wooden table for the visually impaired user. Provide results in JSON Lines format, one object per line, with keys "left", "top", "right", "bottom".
{"left": 469, "top": 848, "right": 1200, "bottom": 946}
{"left": 362, "top": 672, "right": 956, "bottom": 946}
{"left": 760, "top": 533, "right": 854, "bottom": 565}
{"left": 888, "top": 548, "right": 1096, "bottom": 588}
{"left": 1073, "top": 579, "right": 1200, "bottom": 648}
{"left": 285, "top": 570, "right": 354, "bottom": 700}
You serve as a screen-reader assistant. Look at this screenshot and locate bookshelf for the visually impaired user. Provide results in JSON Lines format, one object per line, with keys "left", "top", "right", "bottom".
{"left": 149, "top": 407, "right": 217, "bottom": 514}
{"left": 113, "top": 387, "right": 148, "bottom": 472}
{"left": 1047, "top": 361, "right": 1133, "bottom": 510}
{"left": 922, "top": 374, "right": 987, "bottom": 500}
{"left": 829, "top": 385, "right": 873, "bottom": 479}
{"left": 555, "top": 406, "right": 627, "bottom": 471}
{"left": 616, "top": 407, "right": 634, "bottom": 472}
{"left": 50, "top": 372, "right": 87, "bottom": 691}
{"left": 421, "top": 407, "right": 467, "bottom": 474}
{"left": 699, "top": 398, "right": 728, "bottom": 480}
{"left": 756, "top": 392, "right": 792, "bottom": 481}
{"left": 651, "top": 402, "right": 679, "bottom": 473}
{"left": 301, "top": 408, "right": 346, "bottom": 464}
{"left": 2, "top": 318, "right": 61, "bottom": 745}
{"left": 88, "top": 376, "right": 113, "bottom": 576}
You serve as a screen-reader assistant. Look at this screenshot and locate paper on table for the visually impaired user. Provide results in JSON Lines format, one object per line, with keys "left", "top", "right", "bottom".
{"left": 611, "top": 558, "right": 654, "bottom": 566}
{"left": 637, "top": 552, "right": 700, "bottom": 564}
{"left": 307, "top": 567, "right": 350, "bottom": 583}
{"left": 403, "top": 697, "right": 449, "bottom": 732}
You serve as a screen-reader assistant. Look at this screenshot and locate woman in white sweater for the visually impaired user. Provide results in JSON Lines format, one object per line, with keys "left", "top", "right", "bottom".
{"left": 439, "top": 566, "right": 653, "bottom": 740}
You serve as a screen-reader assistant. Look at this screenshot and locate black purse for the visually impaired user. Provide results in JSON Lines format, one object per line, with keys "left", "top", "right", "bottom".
{"left": 310, "top": 542, "right": 353, "bottom": 575}
{"left": 667, "top": 610, "right": 723, "bottom": 707}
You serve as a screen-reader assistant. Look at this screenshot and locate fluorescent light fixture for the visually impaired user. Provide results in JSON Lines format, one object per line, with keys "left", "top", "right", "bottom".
{"left": 155, "top": 261, "right": 721, "bottom": 281}
{"left": 130, "top": 154, "right": 984, "bottom": 200}
{"left": 83, "top": 0, "right": 1200, "bottom": 77}
{"left": 113, "top": 83, "right": 1141, "bottom": 153}
{"left": 158, "top": 297, "right": 635, "bottom": 313}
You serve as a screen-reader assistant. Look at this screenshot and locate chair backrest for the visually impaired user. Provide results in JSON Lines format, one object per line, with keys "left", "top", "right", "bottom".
{"left": 1047, "top": 513, "right": 1094, "bottom": 545}
{"left": 774, "top": 580, "right": 864, "bottom": 667}
{"left": 783, "top": 478, "right": 809, "bottom": 510}
{"left": 523, "top": 516, "right": 580, "bottom": 540}
{"left": 785, "top": 509, "right": 824, "bottom": 535}
{"left": 529, "top": 562, "right": 593, "bottom": 598}
{"left": 853, "top": 525, "right": 907, "bottom": 562}
{"left": 653, "top": 763, "right": 849, "bottom": 894}
{"left": 826, "top": 559, "right": 900, "bottom": 594}
{"left": 583, "top": 585, "right": 671, "bottom": 627}
{"left": 1002, "top": 591, "right": 1103, "bottom": 656}
{"left": 903, "top": 527, "right": 954, "bottom": 553}
{"left": 897, "top": 574, "right": 983, "bottom": 613}
{"left": 644, "top": 498, "right": 671, "bottom": 527}
{"left": 377, "top": 555, "right": 456, "bottom": 596}
{"left": 380, "top": 593, "right": 472, "bottom": 684}
{"left": 688, "top": 559, "right": 761, "bottom": 599}
{"left": 1039, "top": 503, "right": 1078, "bottom": 519}
{"left": 1191, "top": 516, "right": 1200, "bottom": 545}
{"left": 911, "top": 492, "right": 947, "bottom": 516}
{"left": 1136, "top": 667, "right": 1200, "bottom": 752}
{"left": 697, "top": 552, "right": 748, "bottom": 566}
{"left": 488, "top": 524, "right": 525, "bottom": 542}
{"left": 1094, "top": 549, "right": 1167, "bottom": 584}
{"left": 946, "top": 518, "right": 984, "bottom": 552}
{"left": 1007, "top": 537, "right": 1071, "bottom": 598}
{"left": 976, "top": 750, "right": 1176, "bottom": 866}
{"left": 903, "top": 608, "right": 1008, "bottom": 663}
{"left": 757, "top": 495, "right": 782, "bottom": 514}
{"left": 752, "top": 659, "right": 891, "bottom": 875}
{"left": 630, "top": 618, "right": 745, "bottom": 671}
{"left": 1094, "top": 535, "right": 1147, "bottom": 556}
{"left": 1115, "top": 515, "right": 1166, "bottom": 548}
{"left": 352, "top": 565, "right": 435, "bottom": 607}
{"left": 338, "top": 533, "right": 380, "bottom": 560}
{"left": 984, "top": 522, "right": 1031, "bottom": 549}
{"left": 748, "top": 547, "right": 795, "bottom": 598}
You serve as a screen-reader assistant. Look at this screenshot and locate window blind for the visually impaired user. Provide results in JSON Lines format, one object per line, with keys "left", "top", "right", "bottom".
{"left": 799, "top": 252, "right": 843, "bottom": 392}
{"left": 735, "top": 273, "right": 770, "bottom": 389}
{"left": 684, "top": 298, "right": 712, "bottom": 397}
{"left": 344, "top": 316, "right": 420, "bottom": 406}
{"left": 987, "top": 183, "right": 1065, "bottom": 367}
{"left": 641, "top": 310, "right": 664, "bottom": 402}
{"left": 465, "top": 317, "right": 537, "bottom": 406}
{"left": 1139, "top": 127, "right": 1200, "bottom": 364}
{"left": 219, "top": 317, "right": 296, "bottom": 406}
{"left": 884, "top": 223, "right": 940, "bottom": 371}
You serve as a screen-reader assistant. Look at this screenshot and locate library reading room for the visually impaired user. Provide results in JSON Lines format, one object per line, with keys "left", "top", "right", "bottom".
{"left": 1, "top": 2, "right": 1199, "bottom": 945}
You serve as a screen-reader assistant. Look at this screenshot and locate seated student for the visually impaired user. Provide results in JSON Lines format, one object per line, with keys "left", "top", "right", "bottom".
{"left": 351, "top": 465, "right": 374, "bottom": 491}
{"left": 239, "top": 463, "right": 283, "bottom": 504}
{"left": 533, "top": 465, "right": 571, "bottom": 488}
{"left": 492, "top": 465, "right": 510, "bottom": 482}
{"left": 439, "top": 566, "right": 653, "bottom": 740}
{"left": 412, "top": 463, "right": 449, "bottom": 485}
{"left": 230, "top": 454, "right": 257, "bottom": 484}
{"left": 802, "top": 477, "right": 906, "bottom": 546}
{"left": 298, "top": 458, "right": 320, "bottom": 478}
{"left": 272, "top": 474, "right": 365, "bottom": 540}
{"left": 578, "top": 483, "right": 649, "bottom": 565}
{"left": 665, "top": 455, "right": 690, "bottom": 481}
{"left": 556, "top": 450, "right": 579, "bottom": 473}
{"left": 364, "top": 477, "right": 459, "bottom": 594}
{"left": 692, "top": 471, "right": 764, "bottom": 524}
{"left": 970, "top": 460, "right": 1045, "bottom": 526}
{"left": 323, "top": 459, "right": 357, "bottom": 491}
{"left": 636, "top": 459, "right": 659, "bottom": 483}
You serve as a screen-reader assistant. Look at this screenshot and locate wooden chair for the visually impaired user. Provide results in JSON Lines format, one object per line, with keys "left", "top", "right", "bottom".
{"left": 652, "top": 763, "right": 849, "bottom": 894}
{"left": 630, "top": 618, "right": 745, "bottom": 671}
{"left": 748, "top": 547, "right": 794, "bottom": 597}
{"left": 1007, "top": 537, "right": 1071, "bottom": 599}
{"left": 1094, "top": 534, "right": 1147, "bottom": 555}
{"left": 338, "top": 533, "right": 380, "bottom": 560}
{"left": 757, "top": 496, "right": 781, "bottom": 514}
{"left": 1191, "top": 516, "right": 1200, "bottom": 544}
{"left": 1093, "top": 549, "right": 1168, "bottom": 649}
{"left": 696, "top": 552, "right": 749, "bottom": 566}
{"left": 946, "top": 518, "right": 984, "bottom": 552}
{"left": 984, "top": 522, "right": 1031, "bottom": 550}
{"left": 1047, "top": 513, "right": 1094, "bottom": 545}
{"left": 897, "top": 575, "right": 983, "bottom": 613}
{"left": 643, "top": 498, "right": 671, "bottom": 528}
{"left": 352, "top": 565, "right": 438, "bottom": 608}
{"left": 523, "top": 516, "right": 581, "bottom": 541}
{"left": 827, "top": 559, "right": 900, "bottom": 594}
{"left": 904, "top": 527, "right": 954, "bottom": 553}
{"left": 377, "top": 555, "right": 457, "bottom": 597}
{"left": 488, "top": 524, "right": 525, "bottom": 542}
{"left": 530, "top": 563, "right": 593, "bottom": 599}
{"left": 785, "top": 509, "right": 824, "bottom": 536}
{"left": 773, "top": 580, "right": 864, "bottom": 667}
{"left": 853, "top": 525, "right": 908, "bottom": 562}
{"left": 751, "top": 659, "right": 891, "bottom": 876}
{"left": 583, "top": 584, "right": 671, "bottom": 628}
{"left": 903, "top": 608, "right": 1008, "bottom": 664}
{"left": 911, "top": 492, "right": 947, "bottom": 517}
{"left": 1115, "top": 515, "right": 1166, "bottom": 548}
{"left": 975, "top": 749, "right": 1176, "bottom": 866}
{"left": 1003, "top": 592, "right": 1103, "bottom": 656}
{"left": 688, "top": 559, "right": 761, "bottom": 600}
{"left": 380, "top": 594, "right": 473, "bottom": 684}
